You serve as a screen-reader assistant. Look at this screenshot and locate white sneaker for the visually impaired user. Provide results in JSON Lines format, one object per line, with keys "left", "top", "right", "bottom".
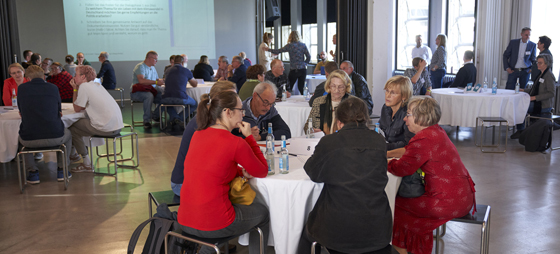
{"left": 34, "top": 153, "right": 43, "bottom": 160}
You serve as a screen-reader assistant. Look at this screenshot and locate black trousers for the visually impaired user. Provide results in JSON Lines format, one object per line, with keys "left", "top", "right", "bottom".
{"left": 289, "top": 68, "right": 307, "bottom": 94}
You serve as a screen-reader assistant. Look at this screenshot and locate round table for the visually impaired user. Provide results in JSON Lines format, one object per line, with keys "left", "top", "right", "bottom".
{"left": 238, "top": 152, "right": 401, "bottom": 254}
{"left": 431, "top": 88, "right": 531, "bottom": 127}
{"left": 0, "top": 103, "right": 102, "bottom": 163}
{"left": 275, "top": 96, "right": 312, "bottom": 137}
{"left": 187, "top": 82, "right": 214, "bottom": 103}
{"left": 306, "top": 74, "right": 326, "bottom": 94}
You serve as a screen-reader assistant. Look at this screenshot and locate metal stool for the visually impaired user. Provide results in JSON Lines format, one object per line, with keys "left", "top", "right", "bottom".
{"left": 474, "top": 117, "right": 508, "bottom": 153}
{"left": 311, "top": 241, "right": 329, "bottom": 254}
{"left": 148, "top": 190, "right": 180, "bottom": 218}
{"left": 88, "top": 131, "right": 139, "bottom": 181}
{"left": 130, "top": 100, "right": 145, "bottom": 127}
{"left": 16, "top": 144, "right": 69, "bottom": 193}
{"left": 526, "top": 114, "right": 560, "bottom": 150}
{"left": 435, "top": 204, "right": 491, "bottom": 254}
{"left": 108, "top": 88, "right": 125, "bottom": 108}
{"left": 159, "top": 104, "right": 190, "bottom": 130}
{"left": 165, "top": 227, "right": 264, "bottom": 254}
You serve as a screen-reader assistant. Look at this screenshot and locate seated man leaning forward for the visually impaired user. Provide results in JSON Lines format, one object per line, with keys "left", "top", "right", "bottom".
{"left": 69, "top": 65, "right": 124, "bottom": 173}
{"left": 161, "top": 54, "right": 198, "bottom": 127}
{"left": 18, "top": 65, "right": 73, "bottom": 184}
{"left": 404, "top": 57, "right": 432, "bottom": 95}
{"left": 130, "top": 50, "right": 165, "bottom": 129}
{"left": 238, "top": 82, "right": 291, "bottom": 141}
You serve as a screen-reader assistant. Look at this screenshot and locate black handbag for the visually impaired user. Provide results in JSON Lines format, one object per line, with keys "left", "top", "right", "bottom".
{"left": 397, "top": 169, "right": 425, "bottom": 198}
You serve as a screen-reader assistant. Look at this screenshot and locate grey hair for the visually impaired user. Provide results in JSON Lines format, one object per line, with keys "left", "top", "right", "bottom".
{"left": 537, "top": 54, "right": 553, "bottom": 67}
{"left": 239, "top": 52, "right": 247, "bottom": 59}
{"left": 253, "top": 81, "right": 278, "bottom": 95}
{"left": 232, "top": 55, "right": 243, "bottom": 64}
{"left": 463, "top": 50, "right": 474, "bottom": 61}
{"left": 100, "top": 51, "right": 109, "bottom": 59}
{"left": 341, "top": 60, "right": 354, "bottom": 69}
{"left": 219, "top": 55, "right": 229, "bottom": 64}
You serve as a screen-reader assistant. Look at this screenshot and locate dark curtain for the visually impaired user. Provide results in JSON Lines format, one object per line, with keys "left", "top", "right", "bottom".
{"left": 1, "top": 0, "right": 20, "bottom": 105}
{"left": 337, "top": 0, "right": 368, "bottom": 76}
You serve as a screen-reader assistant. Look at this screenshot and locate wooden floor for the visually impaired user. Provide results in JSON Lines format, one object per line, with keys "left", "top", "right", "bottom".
{"left": 1, "top": 104, "right": 559, "bottom": 254}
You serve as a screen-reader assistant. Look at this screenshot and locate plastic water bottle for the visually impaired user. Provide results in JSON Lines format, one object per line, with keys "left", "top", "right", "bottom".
{"left": 482, "top": 77, "right": 488, "bottom": 92}
{"left": 515, "top": 78, "right": 520, "bottom": 94}
{"left": 375, "top": 123, "right": 380, "bottom": 133}
{"left": 11, "top": 88, "right": 17, "bottom": 108}
{"left": 492, "top": 77, "right": 498, "bottom": 95}
{"left": 266, "top": 123, "right": 275, "bottom": 175}
{"left": 279, "top": 135, "right": 289, "bottom": 174}
{"left": 281, "top": 84, "right": 287, "bottom": 102}
{"left": 306, "top": 118, "right": 315, "bottom": 138}
{"left": 303, "top": 84, "right": 309, "bottom": 100}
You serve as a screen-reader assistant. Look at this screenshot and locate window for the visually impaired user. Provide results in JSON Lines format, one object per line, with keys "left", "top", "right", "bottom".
{"left": 395, "top": 0, "right": 430, "bottom": 70}
{"left": 531, "top": 0, "right": 560, "bottom": 78}
{"left": 302, "top": 23, "right": 318, "bottom": 63}
{"left": 327, "top": 22, "right": 336, "bottom": 61}
{"left": 446, "top": 0, "right": 476, "bottom": 74}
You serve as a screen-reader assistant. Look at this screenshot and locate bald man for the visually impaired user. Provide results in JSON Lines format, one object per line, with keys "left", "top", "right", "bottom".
{"left": 264, "top": 59, "right": 291, "bottom": 98}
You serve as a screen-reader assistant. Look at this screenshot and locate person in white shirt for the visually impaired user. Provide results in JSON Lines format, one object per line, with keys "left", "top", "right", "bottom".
{"left": 411, "top": 35, "right": 432, "bottom": 63}
{"left": 69, "top": 65, "right": 124, "bottom": 173}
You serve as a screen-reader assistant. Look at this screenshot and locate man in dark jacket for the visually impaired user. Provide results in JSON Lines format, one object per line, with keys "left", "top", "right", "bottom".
{"left": 340, "top": 60, "right": 374, "bottom": 115}
{"left": 96, "top": 51, "right": 117, "bottom": 89}
{"left": 240, "top": 82, "right": 291, "bottom": 140}
{"left": 228, "top": 55, "right": 247, "bottom": 92}
{"left": 450, "top": 50, "right": 477, "bottom": 88}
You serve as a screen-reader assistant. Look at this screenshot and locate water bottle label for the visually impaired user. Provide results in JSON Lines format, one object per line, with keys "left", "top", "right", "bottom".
{"left": 279, "top": 158, "right": 283, "bottom": 169}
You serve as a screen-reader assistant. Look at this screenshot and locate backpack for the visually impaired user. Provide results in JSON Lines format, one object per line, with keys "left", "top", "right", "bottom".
{"left": 127, "top": 203, "right": 196, "bottom": 254}
{"left": 519, "top": 119, "right": 553, "bottom": 152}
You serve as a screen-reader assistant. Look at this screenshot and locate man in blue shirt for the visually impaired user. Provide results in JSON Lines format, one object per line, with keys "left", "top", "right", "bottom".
{"left": 96, "top": 51, "right": 116, "bottom": 89}
{"left": 162, "top": 55, "right": 198, "bottom": 128}
{"left": 130, "top": 51, "right": 165, "bottom": 129}
{"left": 228, "top": 55, "right": 247, "bottom": 92}
{"left": 503, "top": 27, "right": 537, "bottom": 89}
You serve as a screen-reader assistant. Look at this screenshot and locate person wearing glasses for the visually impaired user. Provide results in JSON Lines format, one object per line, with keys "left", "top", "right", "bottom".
{"left": 388, "top": 97, "right": 476, "bottom": 254}
{"left": 238, "top": 82, "right": 291, "bottom": 141}
{"left": 3, "top": 63, "right": 30, "bottom": 106}
{"left": 379, "top": 76, "right": 415, "bottom": 158}
{"left": 178, "top": 90, "right": 270, "bottom": 254}
{"left": 304, "top": 70, "right": 358, "bottom": 135}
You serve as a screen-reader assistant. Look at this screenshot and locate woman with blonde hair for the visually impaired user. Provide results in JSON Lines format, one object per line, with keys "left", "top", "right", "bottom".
{"left": 430, "top": 34, "right": 447, "bottom": 88}
{"left": 379, "top": 76, "right": 415, "bottom": 158}
{"left": 170, "top": 81, "right": 237, "bottom": 196}
{"left": 304, "top": 70, "right": 358, "bottom": 135}
{"left": 262, "top": 30, "right": 310, "bottom": 94}
{"left": 3, "top": 63, "right": 30, "bottom": 106}
{"left": 259, "top": 32, "right": 275, "bottom": 71}
{"left": 193, "top": 55, "right": 214, "bottom": 81}
{"left": 388, "top": 97, "right": 476, "bottom": 254}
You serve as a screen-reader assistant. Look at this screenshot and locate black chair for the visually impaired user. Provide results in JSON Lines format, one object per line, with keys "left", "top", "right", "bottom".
{"left": 434, "top": 204, "right": 491, "bottom": 254}
{"left": 148, "top": 190, "right": 180, "bottom": 218}
{"left": 165, "top": 227, "right": 264, "bottom": 254}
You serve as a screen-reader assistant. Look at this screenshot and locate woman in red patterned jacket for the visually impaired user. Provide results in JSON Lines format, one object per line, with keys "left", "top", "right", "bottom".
{"left": 388, "top": 97, "right": 476, "bottom": 254}
{"left": 47, "top": 62, "right": 74, "bottom": 102}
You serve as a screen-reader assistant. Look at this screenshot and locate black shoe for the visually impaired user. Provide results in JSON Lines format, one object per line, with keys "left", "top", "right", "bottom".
{"left": 510, "top": 130, "right": 523, "bottom": 139}
{"left": 143, "top": 122, "right": 152, "bottom": 129}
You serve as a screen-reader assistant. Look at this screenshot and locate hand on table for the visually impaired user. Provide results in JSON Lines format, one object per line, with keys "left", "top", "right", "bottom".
{"left": 286, "top": 91, "right": 291, "bottom": 98}
{"left": 251, "top": 126, "right": 261, "bottom": 141}
{"left": 238, "top": 121, "right": 252, "bottom": 137}
{"left": 313, "top": 128, "right": 322, "bottom": 133}
{"left": 156, "top": 78, "right": 165, "bottom": 86}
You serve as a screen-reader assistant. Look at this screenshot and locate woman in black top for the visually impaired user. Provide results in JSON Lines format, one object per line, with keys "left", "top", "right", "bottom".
{"left": 379, "top": 76, "right": 415, "bottom": 158}
{"left": 298, "top": 97, "right": 393, "bottom": 254}
{"left": 193, "top": 55, "right": 214, "bottom": 81}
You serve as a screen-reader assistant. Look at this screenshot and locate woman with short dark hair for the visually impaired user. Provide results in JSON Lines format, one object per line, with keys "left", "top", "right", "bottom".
{"left": 298, "top": 97, "right": 393, "bottom": 254}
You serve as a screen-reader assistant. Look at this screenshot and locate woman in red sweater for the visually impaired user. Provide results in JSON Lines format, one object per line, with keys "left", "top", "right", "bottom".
{"left": 3, "top": 63, "right": 30, "bottom": 106}
{"left": 178, "top": 91, "right": 269, "bottom": 253}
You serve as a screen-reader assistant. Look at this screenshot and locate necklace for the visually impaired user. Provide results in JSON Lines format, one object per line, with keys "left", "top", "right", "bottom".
{"left": 213, "top": 122, "right": 229, "bottom": 130}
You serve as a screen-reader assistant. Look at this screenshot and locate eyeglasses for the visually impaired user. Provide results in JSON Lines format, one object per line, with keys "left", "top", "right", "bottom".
{"left": 384, "top": 89, "right": 400, "bottom": 97}
{"left": 405, "top": 113, "right": 413, "bottom": 118}
{"left": 329, "top": 85, "right": 346, "bottom": 91}
{"left": 256, "top": 92, "right": 275, "bottom": 107}
{"left": 10, "top": 70, "right": 23, "bottom": 75}
{"left": 231, "top": 108, "right": 245, "bottom": 115}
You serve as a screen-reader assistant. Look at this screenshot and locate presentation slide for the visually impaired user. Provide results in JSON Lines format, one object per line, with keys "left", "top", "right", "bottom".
{"left": 62, "top": 0, "right": 216, "bottom": 62}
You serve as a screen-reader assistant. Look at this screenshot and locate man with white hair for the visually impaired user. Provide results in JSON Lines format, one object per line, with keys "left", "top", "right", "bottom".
{"left": 340, "top": 60, "right": 374, "bottom": 115}
{"left": 96, "top": 51, "right": 116, "bottom": 89}
{"left": 239, "top": 82, "right": 291, "bottom": 141}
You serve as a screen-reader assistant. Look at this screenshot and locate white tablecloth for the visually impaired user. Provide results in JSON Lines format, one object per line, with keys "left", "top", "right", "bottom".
{"left": 306, "top": 75, "right": 326, "bottom": 94}
{"left": 187, "top": 82, "right": 214, "bottom": 103}
{"left": 0, "top": 103, "right": 101, "bottom": 163}
{"left": 431, "top": 88, "right": 531, "bottom": 127}
{"left": 238, "top": 153, "right": 401, "bottom": 254}
{"left": 275, "top": 96, "right": 312, "bottom": 137}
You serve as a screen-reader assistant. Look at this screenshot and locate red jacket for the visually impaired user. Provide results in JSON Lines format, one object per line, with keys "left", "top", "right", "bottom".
{"left": 3, "top": 77, "right": 30, "bottom": 106}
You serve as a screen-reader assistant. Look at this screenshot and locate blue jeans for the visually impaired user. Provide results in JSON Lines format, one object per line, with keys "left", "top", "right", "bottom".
{"left": 430, "top": 69, "right": 446, "bottom": 89}
{"left": 130, "top": 87, "right": 163, "bottom": 122}
{"left": 160, "top": 97, "right": 197, "bottom": 122}
{"left": 516, "top": 101, "right": 552, "bottom": 130}
{"left": 171, "top": 182, "right": 182, "bottom": 196}
{"left": 180, "top": 203, "right": 270, "bottom": 254}
{"left": 506, "top": 69, "right": 530, "bottom": 90}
